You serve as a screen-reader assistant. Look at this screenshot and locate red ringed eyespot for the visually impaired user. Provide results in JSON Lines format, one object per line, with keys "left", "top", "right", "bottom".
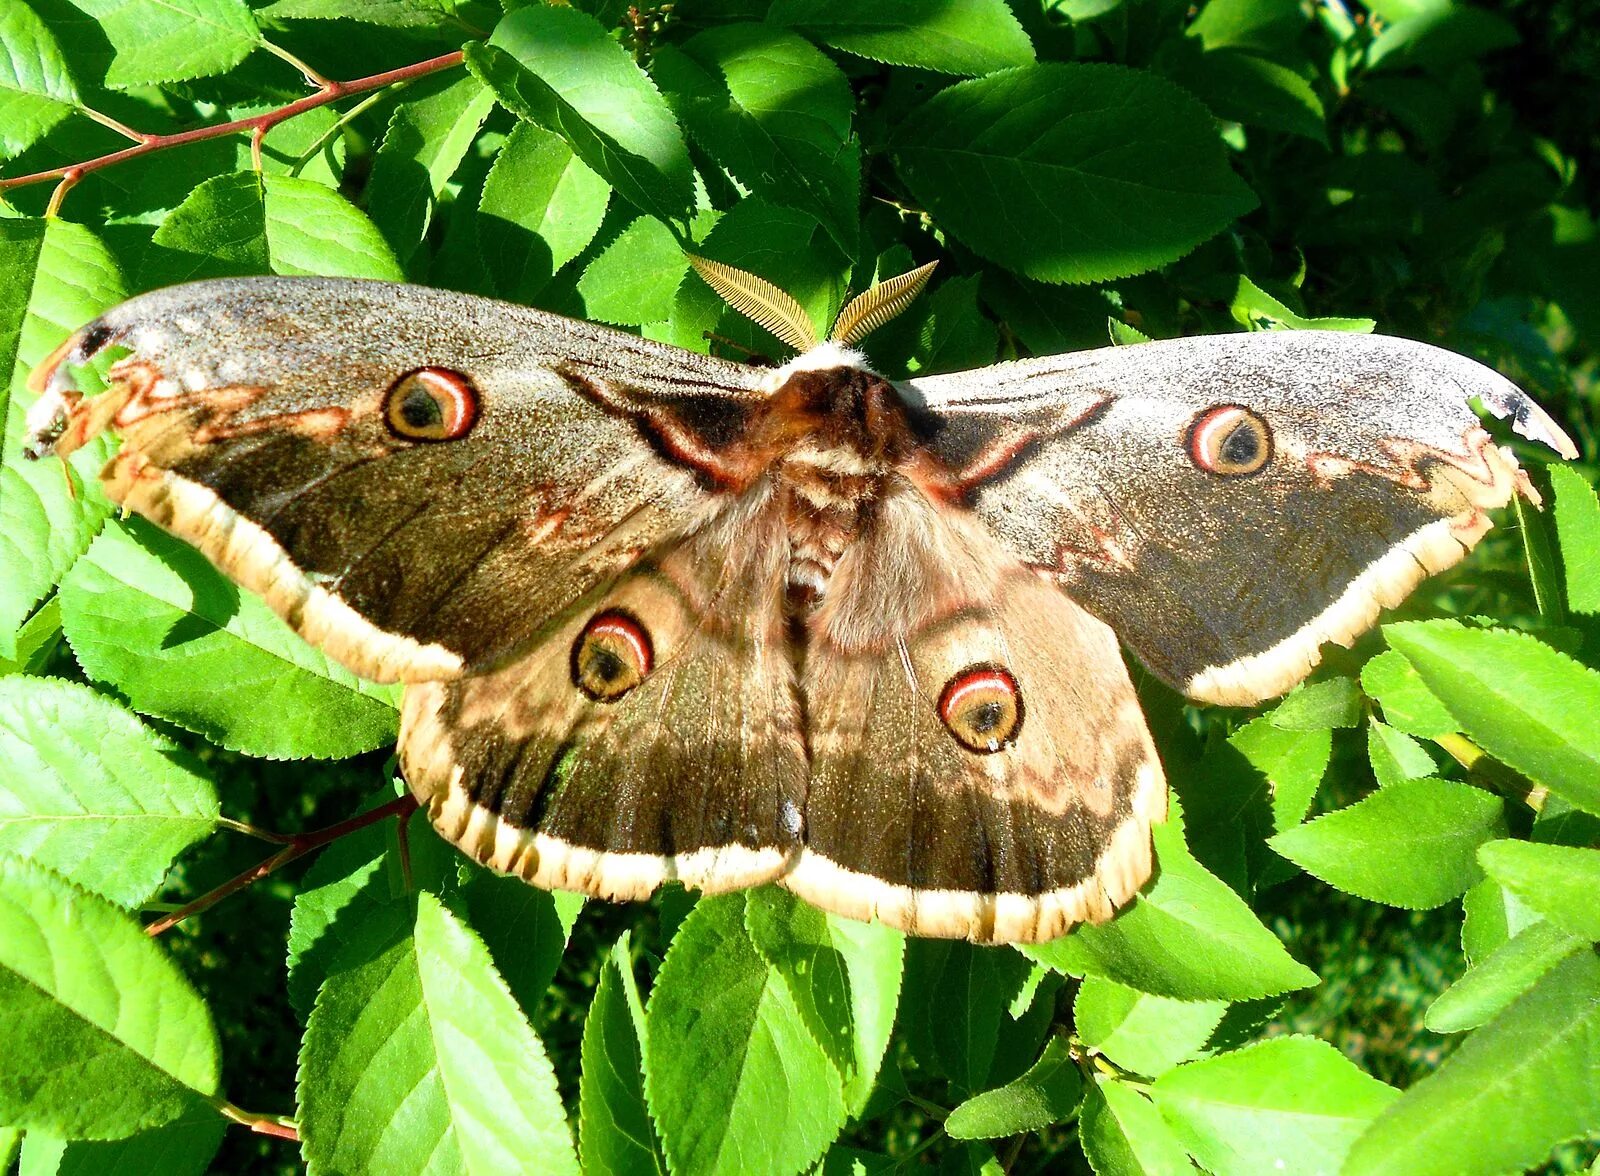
{"left": 1187, "top": 405, "right": 1272, "bottom": 476}
{"left": 938, "top": 665, "right": 1023, "bottom": 754}
{"left": 384, "top": 367, "right": 478, "bottom": 442}
{"left": 571, "top": 611, "right": 653, "bottom": 702}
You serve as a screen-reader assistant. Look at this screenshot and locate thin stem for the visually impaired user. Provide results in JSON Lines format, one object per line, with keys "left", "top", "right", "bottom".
{"left": 290, "top": 89, "right": 390, "bottom": 173}
{"left": 260, "top": 39, "right": 337, "bottom": 90}
{"left": 214, "top": 1098, "right": 300, "bottom": 1142}
{"left": 146, "top": 794, "right": 418, "bottom": 936}
{"left": 44, "top": 172, "right": 79, "bottom": 217}
{"left": 0, "top": 51, "right": 465, "bottom": 196}
{"left": 80, "top": 105, "right": 150, "bottom": 144}
{"left": 215, "top": 815, "right": 297, "bottom": 844}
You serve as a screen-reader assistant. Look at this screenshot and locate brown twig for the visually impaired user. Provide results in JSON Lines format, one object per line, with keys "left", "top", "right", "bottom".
{"left": 1, "top": 50, "right": 466, "bottom": 199}
{"left": 145, "top": 793, "right": 419, "bottom": 936}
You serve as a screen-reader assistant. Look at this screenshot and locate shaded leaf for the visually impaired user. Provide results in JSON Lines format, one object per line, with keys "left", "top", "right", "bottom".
{"left": 900, "top": 940, "right": 1032, "bottom": 1093}
{"left": 654, "top": 25, "right": 860, "bottom": 250}
{"left": 745, "top": 887, "right": 905, "bottom": 1114}
{"left": 1158, "top": 47, "right": 1327, "bottom": 144}
{"left": 946, "top": 1038, "right": 1082, "bottom": 1140}
{"left": 18, "top": 1105, "right": 224, "bottom": 1176}
{"left": 893, "top": 64, "right": 1257, "bottom": 284}
{"left": 768, "top": 0, "right": 1034, "bottom": 75}
{"left": 0, "top": 675, "right": 217, "bottom": 906}
{"left": 578, "top": 933, "right": 665, "bottom": 1176}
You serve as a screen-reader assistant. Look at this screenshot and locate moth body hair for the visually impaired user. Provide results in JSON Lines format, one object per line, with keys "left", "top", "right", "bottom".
{"left": 759, "top": 341, "right": 871, "bottom": 392}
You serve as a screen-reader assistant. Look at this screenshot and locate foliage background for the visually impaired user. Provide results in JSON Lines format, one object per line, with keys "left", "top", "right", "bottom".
{"left": 1, "top": 0, "right": 1598, "bottom": 1173}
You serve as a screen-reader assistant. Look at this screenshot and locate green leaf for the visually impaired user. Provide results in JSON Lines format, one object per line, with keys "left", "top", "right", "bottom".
{"left": 18, "top": 1106, "right": 224, "bottom": 1176}
{"left": 667, "top": 198, "right": 849, "bottom": 357}
{"left": 260, "top": 0, "right": 476, "bottom": 29}
{"left": 299, "top": 891, "right": 579, "bottom": 1175}
{"left": 143, "top": 172, "right": 404, "bottom": 285}
{"left": 745, "top": 886, "right": 905, "bottom": 1115}
{"left": 864, "top": 272, "right": 997, "bottom": 377}
{"left": 478, "top": 121, "right": 611, "bottom": 303}
{"left": 1360, "top": 648, "right": 1456, "bottom": 739}
{"left": 60, "top": 518, "right": 398, "bottom": 760}
{"left": 0, "top": 218, "right": 124, "bottom": 650}
{"left": 1151, "top": 1036, "right": 1398, "bottom": 1176}
{"left": 1079, "top": 1078, "right": 1196, "bottom": 1176}
{"left": 945, "top": 1037, "right": 1083, "bottom": 1140}
{"left": 70, "top": 0, "right": 260, "bottom": 88}
{"left": 366, "top": 74, "right": 497, "bottom": 268}
{"left": 1367, "top": 1, "right": 1520, "bottom": 73}
{"left": 1478, "top": 839, "right": 1600, "bottom": 941}
{"left": 0, "top": 3, "right": 79, "bottom": 160}
{"left": 459, "top": 870, "right": 584, "bottom": 1017}
{"left": 1229, "top": 277, "right": 1376, "bottom": 334}
{"left": 0, "top": 676, "right": 217, "bottom": 906}
{"left": 768, "top": 0, "right": 1033, "bottom": 75}
{"left": 578, "top": 933, "right": 665, "bottom": 1176}
{"left": 0, "top": 856, "right": 221, "bottom": 1138}
{"left": 1550, "top": 465, "right": 1600, "bottom": 614}
{"left": 1187, "top": 0, "right": 1308, "bottom": 52}
{"left": 1345, "top": 950, "right": 1600, "bottom": 1176}
{"left": 1384, "top": 620, "right": 1600, "bottom": 815}
{"left": 1366, "top": 719, "right": 1437, "bottom": 788}
{"left": 1074, "top": 978, "right": 1227, "bottom": 1077}
{"left": 577, "top": 215, "right": 688, "bottom": 325}
{"left": 1023, "top": 800, "right": 1319, "bottom": 1001}
{"left": 654, "top": 25, "right": 860, "bottom": 250}
{"left": 899, "top": 940, "right": 1032, "bottom": 1093}
{"left": 1266, "top": 676, "right": 1364, "bottom": 730}
{"left": 1158, "top": 46, "right": 1327, "bottom": 145}
{"left": 1426, "top": 919, "right": 1588, "bottom": 1033}
{"left": 1268, "top": 778, "right": 1504, "bottom": 909}
{"left": 646, "top": 892, "right": 847, "bottom": 1176}
{"left": 467, "top": 5, "right": 693, "bottom": 223}
{"left": 893, "top": 64, "right": 1257, "bottom": 284}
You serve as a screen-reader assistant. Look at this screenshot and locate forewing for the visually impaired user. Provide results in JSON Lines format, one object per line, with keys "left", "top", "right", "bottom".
{"left": 28, "top": 277, "right": 768, "bottom": 682}
{"left": 903, "top": 330, "right": 1576, "bottom": 705}
{"left": 785, "top": 482, "right": 1166, "bottom": 945}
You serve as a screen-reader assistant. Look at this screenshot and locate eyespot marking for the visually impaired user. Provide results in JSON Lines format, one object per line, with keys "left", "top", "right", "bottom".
{"left": 938, "top": 665, "right": 1023, "bottom": 754}
{"left": 572, "top": 611, "right": 653, "bottom": 702}
{"left": 384, "top": 367, "right": 478, "bottom": 442}
{"left": 1188, "top": 405, "right": 1272, "bottom": 476}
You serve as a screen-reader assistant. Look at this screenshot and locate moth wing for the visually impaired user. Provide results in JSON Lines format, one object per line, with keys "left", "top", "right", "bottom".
{"left": 403, "top": 485, "right": 807, "bottom": 897}
{"left": 29, "top": 277, "right": 769, "bottom": 682}
{"left": 785, "top": 483, "right": 1165, "bottom": 944}
{"left": 903, "top": 330, "right": 1576, "bottom": 705}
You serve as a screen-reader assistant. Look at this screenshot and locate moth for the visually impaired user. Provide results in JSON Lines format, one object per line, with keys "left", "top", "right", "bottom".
{"left": 24, "top": 259, "right": 1575, "bottom": 944}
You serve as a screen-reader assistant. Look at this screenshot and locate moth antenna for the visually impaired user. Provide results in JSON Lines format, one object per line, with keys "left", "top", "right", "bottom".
{"left": 686, "top": 255, "right": 820, "bottom": 353}
{"left": 830, "top": 261, "right": 938, "bottom": 345}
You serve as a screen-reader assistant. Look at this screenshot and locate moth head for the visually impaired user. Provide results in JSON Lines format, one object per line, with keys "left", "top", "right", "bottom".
{"left": 686, "top": 254, "right": 938, "bottom": 358}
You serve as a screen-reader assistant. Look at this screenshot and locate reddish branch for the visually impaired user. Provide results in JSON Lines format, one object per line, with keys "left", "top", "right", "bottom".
{"left": 145, "top": 793, "right": 419, "bottom": 936}
{"left": 1, "top": 50, "right": 466, "bottom": 214}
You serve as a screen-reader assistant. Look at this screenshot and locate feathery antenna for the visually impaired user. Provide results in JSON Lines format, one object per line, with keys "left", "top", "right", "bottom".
{"left": 686, "top": 255, "right": 820, "bottom": 353}
{"left": 830, "top": 261, "right": 938, "bottom": 345}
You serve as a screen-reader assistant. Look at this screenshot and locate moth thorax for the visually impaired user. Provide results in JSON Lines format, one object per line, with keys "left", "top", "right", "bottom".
{"left": 767, "top": 366, "right": 919, "bottom": 612}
